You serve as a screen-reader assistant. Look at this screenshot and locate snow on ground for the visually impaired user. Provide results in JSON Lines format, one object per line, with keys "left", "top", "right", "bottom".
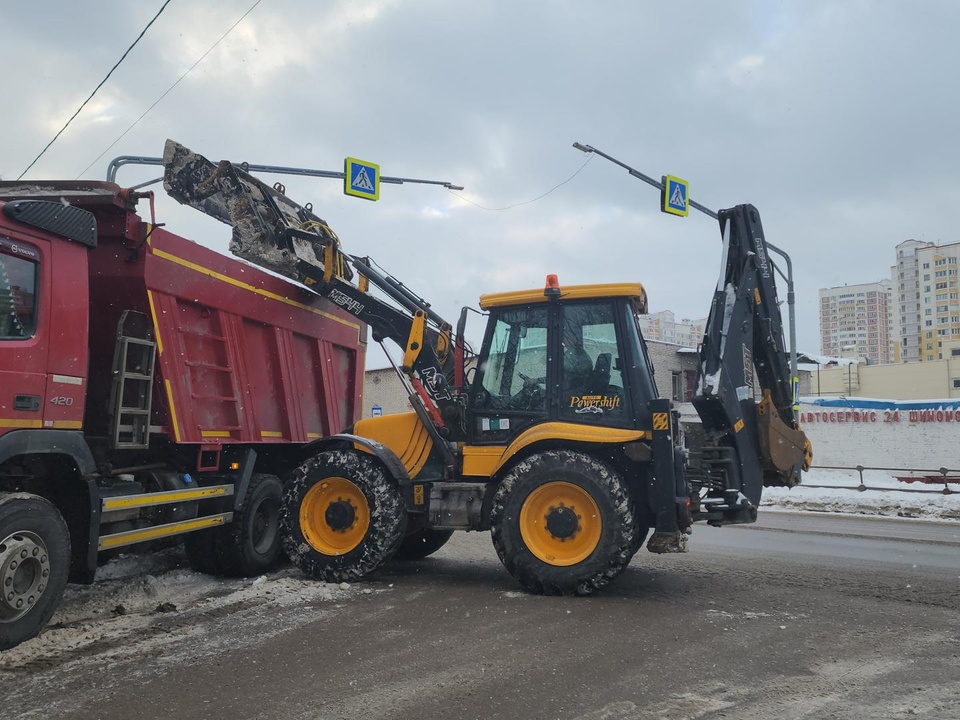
{"left": 762, "top": 467, "right": 960, "bottom": 522}
{"left": 0, "top": 548, "right": 374, "bottom": 670}
{"left": 2, "top": 468, "right": 955, "bottom": 667}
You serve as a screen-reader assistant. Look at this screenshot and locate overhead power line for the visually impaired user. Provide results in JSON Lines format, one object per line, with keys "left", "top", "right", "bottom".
{"left": 446, "top": 153, "right": 594, "bottom": 211}
{"left": 78, "top": 0, "right": 264, "bottom": 179}
{"left": 18, "top": 0, "right": 174, "bottom": 180}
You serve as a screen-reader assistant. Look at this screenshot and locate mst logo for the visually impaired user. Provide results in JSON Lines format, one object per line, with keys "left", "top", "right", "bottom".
{"left": 327, "top": 289, "right": 364, "bottom": 315}
{"left": 420, "top": 367, "right": 452, "bottom": 401}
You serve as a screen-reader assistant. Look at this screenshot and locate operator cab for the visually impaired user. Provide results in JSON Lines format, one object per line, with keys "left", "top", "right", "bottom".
{"left": 467, "top": 278, "right": 658, "bottom": 445}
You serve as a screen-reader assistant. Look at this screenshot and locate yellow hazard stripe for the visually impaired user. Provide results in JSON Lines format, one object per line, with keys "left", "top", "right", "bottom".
{"left": 0, "top": 419, "right": 43, "bottom": 428}
{"left": 146, "top": 289, "right": 164, "bottom": 356}
{"left": 0, "top": 419, "right": 82, "bottom": 429}
{"left": 101, "top": 485, "right": 231, "bottom": 511}
{"left": 164, "top": 378, "right": 182, "bottom": 442}
{"left": 98, "top": 513, "right": 232, "bottom": 551}
{"left": 150, "top": 247, "right": 362, "bottom": 339}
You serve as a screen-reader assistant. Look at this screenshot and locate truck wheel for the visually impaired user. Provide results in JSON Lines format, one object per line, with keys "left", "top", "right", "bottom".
{"left": 184, "top": 474, "right": 283, "bottom": 577}
{"left": 0, "top": 493, "right": 71, "bottom": 650}
{"left": 282, "top": 450, "right": 406, "bottom": 583}
{"left": 490, "top": 451, "right": 638, "bottom": 596}
{"left": 393, "top": 527, "right": 455, "bottom": 561}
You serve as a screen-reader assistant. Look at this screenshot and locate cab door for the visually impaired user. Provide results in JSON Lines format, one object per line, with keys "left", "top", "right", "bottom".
{"left": 468, "top": 304, "right": 550, "bottom": 445}
{"left": 0, "top": 235, "right": 48, "bottom": 434}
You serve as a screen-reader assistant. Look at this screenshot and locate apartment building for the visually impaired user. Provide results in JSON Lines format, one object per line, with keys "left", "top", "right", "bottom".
{"left": 908, "top": 240, "right": 960, "bottom": 362}
{"left": 818, "top": 280, "right": 892, "bottom": 365}
{"left": 637, "top": 310, "right": 706, "bottom": 347}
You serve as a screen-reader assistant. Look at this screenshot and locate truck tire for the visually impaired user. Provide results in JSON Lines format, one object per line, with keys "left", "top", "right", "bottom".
{"left": 0, "top": 493, "right": 71, "bottom": 650}
{"left": 393, "top": 527, "right": 455, "bottom": 561}
{"left": 281, "top": 450, "right": 406, "bottom": 583}
{"left": 490, "top": 450, "right": 638, "bottom": 596}
{"left": 184, "top": 474, "right": 283, "bottom": 577}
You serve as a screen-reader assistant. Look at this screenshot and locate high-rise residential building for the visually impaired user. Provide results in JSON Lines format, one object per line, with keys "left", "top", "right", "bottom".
{"left": 909, "top": 240, "right": 960, "bottom": 362}
{"left": 894, "top": 239, "right": 932, "bottom": 362}
{"left": 638, "top": 310, "right": 707, "bottom": 347}
{"left": 819, "top": 280, "right": 892, "bottom": 365}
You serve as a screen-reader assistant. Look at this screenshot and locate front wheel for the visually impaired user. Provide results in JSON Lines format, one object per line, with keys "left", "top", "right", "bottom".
{"left": 491, "top": 451, "right": 638, "bottom": 595}
{"left": 0, "top": 493, "right": 71, "bottom": 650}
{"left": 281, "top": 450, "right": 406, "bottom": 583}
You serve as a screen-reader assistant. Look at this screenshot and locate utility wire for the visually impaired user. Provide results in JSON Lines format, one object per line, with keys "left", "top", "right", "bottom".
{"left": 446, "top": 153, "right": 593, "bottom": 211}
{"left": 18, "top": 0, "right": 174, "bottom": 180}
{"left": 78, "top": 0, "right": 264, "bottom": 179}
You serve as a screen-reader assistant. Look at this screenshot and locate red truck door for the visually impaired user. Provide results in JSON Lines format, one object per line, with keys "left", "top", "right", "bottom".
{"left": 0, "top": 235, "right": 48, "bottom": 433}
{"left": 0, "top": 231, "right": 88, "bottom": 435}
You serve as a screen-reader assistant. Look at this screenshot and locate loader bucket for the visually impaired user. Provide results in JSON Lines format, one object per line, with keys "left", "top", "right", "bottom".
{"left": 162, "top": 140, "right": 348, "bottom": 285}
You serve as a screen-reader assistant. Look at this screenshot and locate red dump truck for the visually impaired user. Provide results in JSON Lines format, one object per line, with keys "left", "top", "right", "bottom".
{"left": 0, "top": 181, "right": 366, "bottom": 649}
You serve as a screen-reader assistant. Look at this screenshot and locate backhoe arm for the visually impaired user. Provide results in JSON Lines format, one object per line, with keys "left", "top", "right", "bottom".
{"left": 692, "top": 205, "right": 811, "bottom": 519}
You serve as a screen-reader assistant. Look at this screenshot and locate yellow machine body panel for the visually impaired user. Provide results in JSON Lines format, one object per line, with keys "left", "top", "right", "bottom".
{"left": 353, "top": 412, "right": 434, "bottom": 477}
{"left": 479, "top": 282, "right": 648, "bottom": 313}
{"left": 460, "top": 422, "right": 651, "bottom": 479}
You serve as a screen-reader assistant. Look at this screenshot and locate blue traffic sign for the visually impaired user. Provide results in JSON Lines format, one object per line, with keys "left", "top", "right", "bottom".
{"left": 344, "top": 157, "right": 380, "bottom": 201}
{"left": 661, "top": 174, "right": 689, "bottom": 217}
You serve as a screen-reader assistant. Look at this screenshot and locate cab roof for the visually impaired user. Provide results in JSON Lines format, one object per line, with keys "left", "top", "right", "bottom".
{"left": 479, "top": 282, "right": 648, "bottom": 313}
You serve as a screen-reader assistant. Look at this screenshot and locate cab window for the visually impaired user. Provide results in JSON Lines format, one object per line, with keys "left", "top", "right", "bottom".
{"left": 0, "top": 243, "right": 39, "bottom": 339}
{"left": 560, "top": 302, "right": 627, "bottom": 422}
{"left": 475, "top": 306, "right": 549, "bottom": 413}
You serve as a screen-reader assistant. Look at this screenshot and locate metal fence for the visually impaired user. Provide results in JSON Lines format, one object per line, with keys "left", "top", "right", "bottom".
{"left": 805, "top": 465, "right": 957, "bottom": 495}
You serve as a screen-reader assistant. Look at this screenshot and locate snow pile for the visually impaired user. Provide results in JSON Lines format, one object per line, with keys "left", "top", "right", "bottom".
{"left": 762, "top": 467, "right": 960, "bottom": 521}
{"left": 0, "top": 549, "right": 370, "bottom": 669}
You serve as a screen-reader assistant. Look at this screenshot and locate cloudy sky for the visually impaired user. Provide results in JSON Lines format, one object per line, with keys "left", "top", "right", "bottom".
{"left": 3, "top": 0, "right": 957, "bottom": 367}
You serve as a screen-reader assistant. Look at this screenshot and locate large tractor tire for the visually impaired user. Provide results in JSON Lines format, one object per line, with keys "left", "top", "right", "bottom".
{"left": 281, "top": 450, "right": 406, "bottom": 583}
{"left": 184, "top": 474, "right": 283, "bottom": 577}
{"left": 491, "top": 450, "right": 638, "bottom": 596}
{"left": 0, "top": 493, "right": 71, "bottom": 650}
{"left": 393, "top": 527, "right": 455, "bottom": 561}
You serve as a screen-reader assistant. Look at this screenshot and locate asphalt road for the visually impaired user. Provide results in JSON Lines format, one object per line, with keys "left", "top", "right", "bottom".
{"left": 2, "top": 512, "right": 959, "bottom": 720}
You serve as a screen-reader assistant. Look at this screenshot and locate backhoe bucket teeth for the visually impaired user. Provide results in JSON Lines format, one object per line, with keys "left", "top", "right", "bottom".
{"left": 162, "top": 139, "right": 348, "bottom": 286}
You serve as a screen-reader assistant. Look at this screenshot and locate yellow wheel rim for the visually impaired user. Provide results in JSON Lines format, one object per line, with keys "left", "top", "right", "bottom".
{"left": 519, "top": 481, "right": 601, "bottom": 567}
{"left": 300, "top": 477, "right": 370, "bottom": 555}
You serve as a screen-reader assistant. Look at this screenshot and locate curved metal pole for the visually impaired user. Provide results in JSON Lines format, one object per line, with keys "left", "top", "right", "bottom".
{"left": 106, "top": 155, "right": 464, "bottom": 190}
{"left": 573, "top": 141, "right": 799, "bottom": 407}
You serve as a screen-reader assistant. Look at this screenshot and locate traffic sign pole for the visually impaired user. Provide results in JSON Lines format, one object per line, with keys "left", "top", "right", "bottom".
{"left": 573, "top": 141, "right": 799, "bottom": 408}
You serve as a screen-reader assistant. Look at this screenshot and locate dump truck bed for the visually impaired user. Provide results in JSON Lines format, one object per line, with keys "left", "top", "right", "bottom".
{"left": 0, "top": 181, "right": 366, "bottom": 445}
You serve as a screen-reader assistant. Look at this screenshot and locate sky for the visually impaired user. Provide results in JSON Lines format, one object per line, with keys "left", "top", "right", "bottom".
{"left": 3, "top": 0, "right": 958, "bottom": 368}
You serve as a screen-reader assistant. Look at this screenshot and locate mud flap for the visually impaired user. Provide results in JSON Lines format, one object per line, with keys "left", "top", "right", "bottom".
{"left": 646, "top": 399, "right": 690, "bottom": 554}
{"left": 647, "top": 530, "right": 689, "bottom": 554}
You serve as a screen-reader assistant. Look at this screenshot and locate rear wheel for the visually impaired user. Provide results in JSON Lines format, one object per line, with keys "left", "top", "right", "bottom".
{"left": 0, "top": 493, "right": 71, "bottom": 650}
{"left": 393, "top": 527, "right": 455, "bottom": 561}
{"left": 281, "top": 450, "right": 406, "bottom": 583}
{"left": 184, "top": 474, "right": 283, "bottom": 577}
{"left": 491, "top": 450, "right": 638, "bottom": 595}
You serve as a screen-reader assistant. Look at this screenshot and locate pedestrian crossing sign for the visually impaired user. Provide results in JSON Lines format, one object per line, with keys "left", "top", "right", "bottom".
{"left": 661, "top": 174, "right": 689, "bottom": 217}
{"left": 344, "top": 157, "right": 380, "bottom": 201}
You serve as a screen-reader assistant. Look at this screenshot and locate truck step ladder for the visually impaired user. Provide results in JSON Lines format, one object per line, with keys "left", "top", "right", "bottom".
{"left": 110, "top": 311, "right": 156, "bottom": 449}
